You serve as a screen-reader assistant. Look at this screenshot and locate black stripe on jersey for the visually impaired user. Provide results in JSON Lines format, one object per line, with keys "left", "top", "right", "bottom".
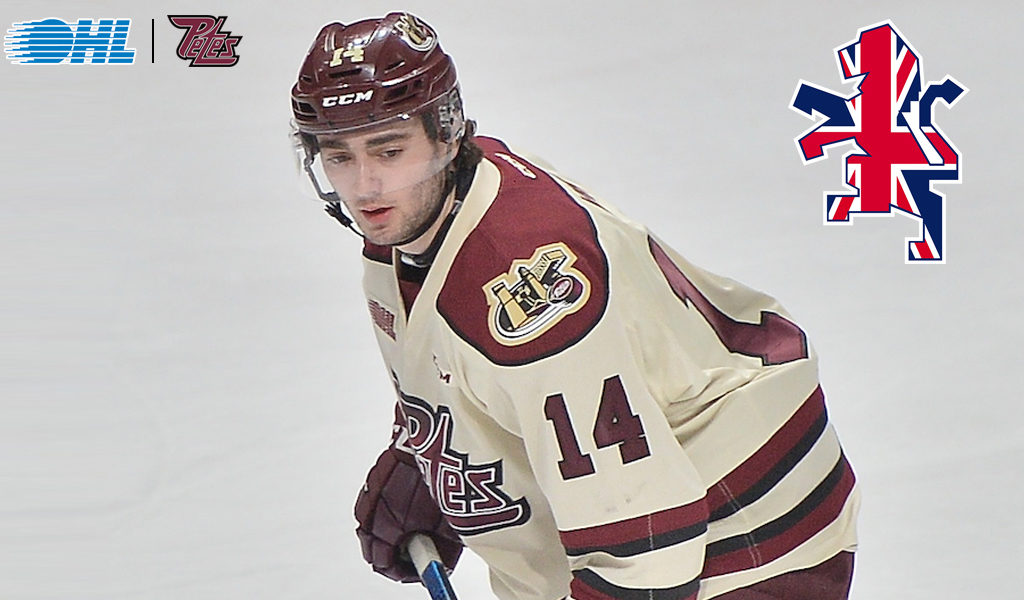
{"left": 705, "top": 454, "right": 848, "bottom": 559}
{"left": 705, "top": 387, "right": 828, "bottom": 521}
{"left": 572, "top": 569, "right": 699, "bottom": 600}
{"left": 564, "top": 521, "right": 707, "bottom": 558}
{"left": 708, "top": 407, "right": 828, "bottom": 522}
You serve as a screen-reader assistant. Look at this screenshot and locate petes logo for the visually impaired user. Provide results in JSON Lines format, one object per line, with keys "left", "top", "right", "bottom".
{"left": 168, "top": 16, "right": 241, "bottom": 67}
{"left": 5, "top": 18, "right": 135, "bottom": 64}
{"left": 790, "top": 21, "right": 966, "bottom": 263}
{"left": 393, "top": 13, "right": 436, "bottom": 52}
{"left": 485, "top": 243, "right": 589, "bottom": 346}
{"left": 397, "top": 391, "right": 530, "bottom": 535}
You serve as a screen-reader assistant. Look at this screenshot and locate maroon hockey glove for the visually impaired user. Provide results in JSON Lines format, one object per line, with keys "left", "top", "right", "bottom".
{"left": 354, "top": 446, "right": 463, "bottom": 583}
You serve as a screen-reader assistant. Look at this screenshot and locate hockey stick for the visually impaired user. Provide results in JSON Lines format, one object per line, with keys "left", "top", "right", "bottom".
{"left": 407, "top": 534, "right": 460, "bottom": 600}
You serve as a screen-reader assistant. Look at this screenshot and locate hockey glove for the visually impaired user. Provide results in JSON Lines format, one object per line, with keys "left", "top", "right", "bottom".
{"left": 354, "top": 445, "right": 463, "bottom": 583}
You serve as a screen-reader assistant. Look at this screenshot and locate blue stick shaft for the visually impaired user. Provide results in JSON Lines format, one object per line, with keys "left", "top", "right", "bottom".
{"left": 420, "top": 561, "right": 459, "bottom": 600}
{"left": 407, "top": 535, "right": 460, "bottom": 600}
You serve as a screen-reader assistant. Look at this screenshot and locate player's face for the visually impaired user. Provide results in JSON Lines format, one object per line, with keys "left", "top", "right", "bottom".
{"left": 317, "top": 120, "right": 452, "bottom": 248}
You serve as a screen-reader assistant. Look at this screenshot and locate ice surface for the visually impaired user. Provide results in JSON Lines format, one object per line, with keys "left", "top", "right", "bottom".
{"left": 3, "top": 1, "right": 1021, "bottom": 598}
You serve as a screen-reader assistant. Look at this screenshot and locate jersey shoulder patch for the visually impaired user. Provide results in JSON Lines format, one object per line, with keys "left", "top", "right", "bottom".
{"left": 437, "top": 138, "right": 609, "bottom": 366}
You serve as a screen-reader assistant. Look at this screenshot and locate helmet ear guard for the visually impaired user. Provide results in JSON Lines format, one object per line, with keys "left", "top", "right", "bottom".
{"left": 432, "top": 86, "right": 465, "bottom": 144}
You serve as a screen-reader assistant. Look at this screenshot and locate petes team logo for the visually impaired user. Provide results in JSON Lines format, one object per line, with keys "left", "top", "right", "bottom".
{"left": 5, "top": 18, "right": 135, "bottom": 64}
{"left": 393, "top": 13, "right": 436, "bottom": 52}
{"left": 397, "top": 391, "right": 530, "bottom": 535}
{"left": 485, "top": 243, "right": 590, "bottom": 346}
{"left": 168, "top": 16, "right": 241, "bottom": 67}
{"left": 790, "top": 21, "right": 966, "bottom": 263}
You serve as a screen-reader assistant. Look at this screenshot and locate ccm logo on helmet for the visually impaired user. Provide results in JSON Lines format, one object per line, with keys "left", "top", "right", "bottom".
{"left": 322, "top": 91, "right": 373, "bottom": 107}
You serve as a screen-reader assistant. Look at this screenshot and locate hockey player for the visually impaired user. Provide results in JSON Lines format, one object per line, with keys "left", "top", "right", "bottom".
{"left": 290, "top": 13, "right": 859, "bottom": 600}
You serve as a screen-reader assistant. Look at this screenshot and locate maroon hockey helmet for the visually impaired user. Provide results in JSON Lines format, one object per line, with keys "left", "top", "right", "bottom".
{"left": 291, "top": 12, "right": 464, "bottom": 143}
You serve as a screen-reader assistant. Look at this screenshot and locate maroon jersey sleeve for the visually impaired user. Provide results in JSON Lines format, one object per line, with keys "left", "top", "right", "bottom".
{"left": 436, "top": 138, "right": 610, "bottom": 366}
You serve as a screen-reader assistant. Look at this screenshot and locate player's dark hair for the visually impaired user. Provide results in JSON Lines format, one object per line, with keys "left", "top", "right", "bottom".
{"left": 453, "top": 120, "right": 484, "bottom": 181}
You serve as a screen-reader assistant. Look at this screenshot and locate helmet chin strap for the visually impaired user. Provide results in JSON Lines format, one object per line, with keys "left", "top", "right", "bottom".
{"left": 323, "top": 200, "right": 363, "bottom": 237}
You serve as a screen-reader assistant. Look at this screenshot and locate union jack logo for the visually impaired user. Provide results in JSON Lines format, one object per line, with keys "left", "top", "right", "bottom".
{"left": 791, "top": 21, "right": 966, "bottom": 263}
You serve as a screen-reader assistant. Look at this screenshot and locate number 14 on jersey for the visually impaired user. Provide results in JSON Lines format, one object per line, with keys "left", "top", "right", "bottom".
{"left": 544, "top": 375, "right": 651, "bottom": 481}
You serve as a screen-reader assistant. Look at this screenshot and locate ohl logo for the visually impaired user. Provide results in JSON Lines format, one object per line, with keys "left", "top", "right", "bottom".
{"left": 485, "top": 243, "right": 589, "bottom": 346}
{"left": 790, "top": 21, "right": 966, "bottom": 263}
{"left": 396, "top": 391, "right": 531, "bottom": 536}
{"left": 5, "top": 18, "right": 135, "bottom": 64}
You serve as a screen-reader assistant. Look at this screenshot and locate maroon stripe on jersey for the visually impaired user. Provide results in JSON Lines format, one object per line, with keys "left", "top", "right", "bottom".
{"left": 436, "top": 137, "right": 609, "bottom": 366}
{"left": 707, "top": 387, "right": 828, "bottom": 521}
{"left": 362, "top": 240, "right": 392, "bottom": 264}
{"left": 702, "top": 453, "right": 856, "bottom": 579}
{"left": 559, "top": 500, "right": 707, "bottom": 558}
{"left": 648, "top": 237, "right": 808, "bottom": 366}
{"left": 714, "top": 551, "right": 854, "bottom": 600}
{"left": 571, "top": 569, "right": 699, "bottom": 600}
{"left": 398, "top": 277, "right": 422, "bottom": 315}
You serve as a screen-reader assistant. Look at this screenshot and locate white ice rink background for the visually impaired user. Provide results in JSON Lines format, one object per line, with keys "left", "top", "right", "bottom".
{"left": 3, "top": 1, "right": 1021, "bottom": 598}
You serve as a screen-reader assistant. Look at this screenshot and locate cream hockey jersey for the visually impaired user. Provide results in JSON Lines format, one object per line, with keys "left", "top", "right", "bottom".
{"left": 359, "top": 137, "right": 859, "bottom": 600}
